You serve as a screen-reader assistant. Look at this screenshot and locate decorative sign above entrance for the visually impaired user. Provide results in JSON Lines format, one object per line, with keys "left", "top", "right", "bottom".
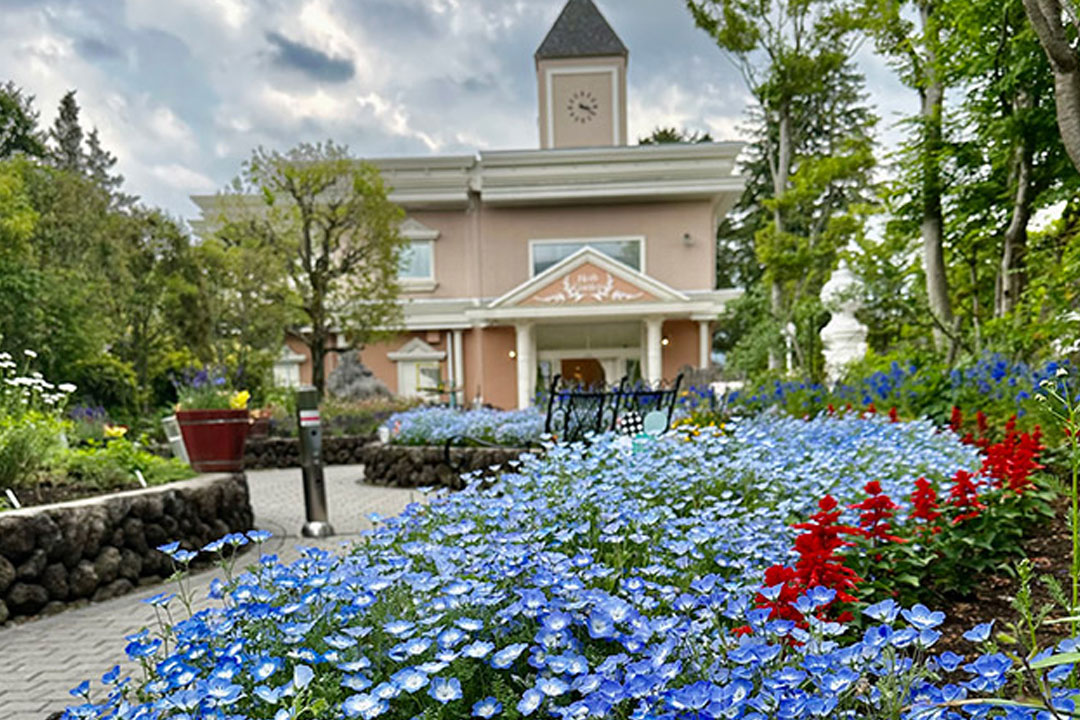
{"left": 528, "top": 263, "right": 651, "bottom": 305}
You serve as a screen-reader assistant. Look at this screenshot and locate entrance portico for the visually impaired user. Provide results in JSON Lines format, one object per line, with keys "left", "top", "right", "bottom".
{"left": 470, "top": 247, "right": 736, "bottom": 408}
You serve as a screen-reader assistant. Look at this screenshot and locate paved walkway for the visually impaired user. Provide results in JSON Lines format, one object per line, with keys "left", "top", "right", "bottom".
{"left": 0, "top": 466, "right": 419, "bottom": 720}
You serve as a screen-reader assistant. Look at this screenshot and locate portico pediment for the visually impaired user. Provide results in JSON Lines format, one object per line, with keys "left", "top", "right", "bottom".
{"left": 488, "top": 247, "right": 688, "bottom": 309}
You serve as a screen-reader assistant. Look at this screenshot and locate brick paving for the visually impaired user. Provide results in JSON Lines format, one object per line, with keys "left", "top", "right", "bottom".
{"left": 0, "top": 465, "right": 420, "bottom": 720}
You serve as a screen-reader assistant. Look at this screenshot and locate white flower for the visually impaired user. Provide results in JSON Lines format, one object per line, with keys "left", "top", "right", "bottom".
{"left": 23, "top": 349, "right": 37, "bottom": 358}
{"left": 1040, "top": 379, "right": 1053, "bottom": 390}
{"left": 58, "top": 383, "right": 76, "bottom": 393}
{"left": 1057, "top": 367, "right": 1070, "bottom": 378}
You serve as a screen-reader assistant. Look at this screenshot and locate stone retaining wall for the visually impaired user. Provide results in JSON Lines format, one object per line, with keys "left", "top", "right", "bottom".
{"left": 244, "top": 435, "right": 375, "bottom": 469}
{"left": 358, "top": 443, "right": 537, "bottom": 490}
{"left": 0, "top": 474, "right": 252, "bottom": 625}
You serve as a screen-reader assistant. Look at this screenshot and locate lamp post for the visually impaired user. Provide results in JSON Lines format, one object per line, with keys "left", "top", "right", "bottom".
{"left": 296, "top": 386, "right": 334, "bottom": 538}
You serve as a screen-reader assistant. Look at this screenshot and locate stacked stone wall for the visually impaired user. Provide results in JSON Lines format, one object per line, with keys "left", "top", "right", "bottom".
{"left": 243, "top": 435, "right": 376, "bottom": 469}
{"left": 0, "top": 474, "right": 252, "bottom": 624}
{"left": 357, "top": 444, "right": 537, "bottom": 490}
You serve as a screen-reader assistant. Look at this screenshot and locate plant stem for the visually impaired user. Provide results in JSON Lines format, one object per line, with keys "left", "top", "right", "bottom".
{"left": 1073, "top": 441, "right": 1079, "bottom": 638}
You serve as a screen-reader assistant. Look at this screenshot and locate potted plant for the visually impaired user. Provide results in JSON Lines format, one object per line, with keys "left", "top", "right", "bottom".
{"left": 173, "top": 369, "right": 251, "bottom": 473}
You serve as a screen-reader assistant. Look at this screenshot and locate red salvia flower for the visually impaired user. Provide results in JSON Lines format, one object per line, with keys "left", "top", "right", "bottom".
{"left": 949, "top": 469, "right": 986, "bottom": 524}
{"left": 888, "top": 407, "right": 900, "bottom": 423}
{"left": 950, "top": 406, "right": 963, "bottom": 434}
{"left": 910, "top": 477, "right": 942, "bottom": 531}
{"left": 849, "top": 481, "right": 906, "bottom": 544}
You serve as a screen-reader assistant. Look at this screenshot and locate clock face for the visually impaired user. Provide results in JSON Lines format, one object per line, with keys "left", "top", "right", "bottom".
{"left": 566, "top": 89, "right": 600, "bottom": 124}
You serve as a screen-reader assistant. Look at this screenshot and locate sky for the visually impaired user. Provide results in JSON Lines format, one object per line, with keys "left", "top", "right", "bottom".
{"left": 0, "top": 0, "right": 914, "bottom": 223}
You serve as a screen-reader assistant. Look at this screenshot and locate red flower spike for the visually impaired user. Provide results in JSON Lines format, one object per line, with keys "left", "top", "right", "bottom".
{"left": 950, "top": 406, "right": 963, "bottom": 434}
{"left": 849, "top": 481, "right": 906, "bottom": 544}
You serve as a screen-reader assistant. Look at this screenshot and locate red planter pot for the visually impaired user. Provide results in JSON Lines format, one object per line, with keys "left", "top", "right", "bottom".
{"left": 175, "top": 409, "right": 251, "bottom": 473}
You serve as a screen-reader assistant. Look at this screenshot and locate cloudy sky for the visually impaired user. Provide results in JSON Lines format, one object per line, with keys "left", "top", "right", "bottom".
{"left": 1, "top": 0, "right": 912, "bottom": 222}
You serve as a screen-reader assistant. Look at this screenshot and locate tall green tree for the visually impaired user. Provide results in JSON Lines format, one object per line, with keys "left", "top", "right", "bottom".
{"left": 49, "top": 90, "right": 83, "bottom": 172}
{"left": 947, "top": 0, "right": 1072, "bottom": 322}
{"left": 215, "top": 141, "right": 406, "bottom": 396}
{"left": 0, "top": 82, "right": 46, "bottom": 159}
{"left": 688, "top": 0, "right": 875, "bottom": 378}
{"left": 859, "top": 0, "right": 956, "bottom": 350}
{"left": 687, "top": 0, "right": 872, "bottom": 373}
{"left": 1021, "top": 0, "right": 1080, "bottom": 174}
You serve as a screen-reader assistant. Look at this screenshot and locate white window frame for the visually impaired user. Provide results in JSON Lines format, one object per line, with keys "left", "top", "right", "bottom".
{"left": 528, "top": 235, "right": 646, "bottom": 277}
{"left": 399, "top": 219, "right": 440, "bottom": 292}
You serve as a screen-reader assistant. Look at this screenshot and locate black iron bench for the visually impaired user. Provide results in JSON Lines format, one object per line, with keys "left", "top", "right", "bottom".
{"left": 543, "top": 374, "right": 684, "bottom": 444}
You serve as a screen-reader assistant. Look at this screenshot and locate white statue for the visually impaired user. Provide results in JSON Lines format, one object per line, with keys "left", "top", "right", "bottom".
{"left": 820, "top": 261, "right": 868, "bottom": 383}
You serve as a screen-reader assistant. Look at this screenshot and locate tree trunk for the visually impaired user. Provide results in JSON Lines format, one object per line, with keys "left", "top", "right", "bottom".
{"left": 309, "top": 331, "right": 327, "bottom": 398}
{"left": 768, "top": 108, "right": 793, "bottom": 371}
{"left": 919, "top": 1, "right": 953, "bottom": 350}
{"left": 996, "top": 133, "right": 1033, "bottom": 317}
{"left": 1022, "top": 0, "right": 1080, "bottom": 174}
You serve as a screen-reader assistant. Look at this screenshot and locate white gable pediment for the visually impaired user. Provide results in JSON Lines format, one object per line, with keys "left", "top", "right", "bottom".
{"left": 400, "top": 218, "right": 440, "bottom": 241}
{"left": 387, "top": 338, "right": 446, "bottom": 362}
{"left": 488, "top": 247, "right": 689, "bottom": 309}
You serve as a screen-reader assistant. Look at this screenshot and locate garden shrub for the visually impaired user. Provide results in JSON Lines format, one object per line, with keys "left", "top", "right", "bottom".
{"left": 0, "top": 349, "right": 74, "bottom": 487}
{"left": 63, "top": 437, "right": 195, "bottom": 490}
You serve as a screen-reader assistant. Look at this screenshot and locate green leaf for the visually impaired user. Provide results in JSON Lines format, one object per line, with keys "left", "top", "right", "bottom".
{"left": 1029, "top": 652, "right": 1080, "bottom": 669}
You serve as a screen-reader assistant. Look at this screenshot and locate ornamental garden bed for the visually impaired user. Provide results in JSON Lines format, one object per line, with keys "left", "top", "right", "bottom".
{"left": 60, "top": 402, "right": 1079, "bottom": 720}
{"left": 0, "top": 473, "right": 252, "bottom": 625}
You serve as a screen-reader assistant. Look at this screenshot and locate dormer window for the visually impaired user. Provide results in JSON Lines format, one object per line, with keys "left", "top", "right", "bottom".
{"left": 398, "top": 218, "right": 440, "bottom": 292}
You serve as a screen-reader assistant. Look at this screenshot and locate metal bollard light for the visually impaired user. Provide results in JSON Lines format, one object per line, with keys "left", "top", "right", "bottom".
{"left": 296, "top": 386, "right": 334, "bottom": 538}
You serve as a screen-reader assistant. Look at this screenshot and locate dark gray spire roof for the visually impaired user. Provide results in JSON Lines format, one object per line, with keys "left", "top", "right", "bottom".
{"left": 535, "top": 0, "right": 628, "bottom": 60}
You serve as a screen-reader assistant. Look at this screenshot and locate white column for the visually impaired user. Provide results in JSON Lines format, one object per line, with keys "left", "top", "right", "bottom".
{"left": 698, "top": 320, "right": 711, "bottom": 370}
{"left": 644, "top": 317, "right": 663, "bottom": 385}
{"left": 452, "top": 329, "right": 465, "bottom": 407}
{"left": 515, "top": 323, "right": 535, "bottom": 409}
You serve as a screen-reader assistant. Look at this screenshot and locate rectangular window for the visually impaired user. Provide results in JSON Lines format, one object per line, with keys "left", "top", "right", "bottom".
{"left": 417, "top": 363, "right": 442, "bottom": 394}
{"left": 531, "top": 238, "right": 642, "bottom": 276}
{"left": 399, "top": 240, "right": 434, "bottom": 280}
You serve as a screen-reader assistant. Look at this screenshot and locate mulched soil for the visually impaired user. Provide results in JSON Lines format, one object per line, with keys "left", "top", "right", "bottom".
{"left": 5, "top": 479, "right": 144, "bottom": 509}
{"left": 933, "top": 493, "right": 1075, "bottom": 658}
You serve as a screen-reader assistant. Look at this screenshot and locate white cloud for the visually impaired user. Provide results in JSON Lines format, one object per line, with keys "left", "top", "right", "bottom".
{"left": 150, "top": 163, "right": 218, "bottom": 192}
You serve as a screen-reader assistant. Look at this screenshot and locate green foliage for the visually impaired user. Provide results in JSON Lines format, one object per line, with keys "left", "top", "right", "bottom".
{"left": 849, "top": 484, "right": 1056, "bottom": 606}
{"left": 63, "top": 437, "right": 195, "bottom": 490}
{"left": 212, "top": 141, "right": 407, "bottom": 396}
{"left": 0, "top": 81, "right": 46, "bottom": 159}
{"left": 638, "top": 126, "right": 714, "bottom": 144}
{"left": 0, "top": 411, "right": 67, "bottom": 489}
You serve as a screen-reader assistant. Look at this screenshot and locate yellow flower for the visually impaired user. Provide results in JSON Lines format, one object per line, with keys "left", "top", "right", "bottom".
{"left": 229, "top": 390, "right": 250, "bottom": 410}
{"left": 103, "top": 424, "right": 128, "bottom": 439}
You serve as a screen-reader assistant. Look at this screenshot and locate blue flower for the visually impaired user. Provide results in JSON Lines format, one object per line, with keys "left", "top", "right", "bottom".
{"left": 344, "top": 693, "right": 388, "bottom": 719}
{"left": 902, "top": 604, "right": 945, "bottom": 630}
{"left": 963, "top": 621, "right": 995, "bottom": 643}
{"left": 428, "top": 677, "right": 463, "bottom": 704}
{"left": 472, "top": 697, "right": 503, "bottom": 718}
{"left": 517, "top": 688, "right": 544, "bottom": 717}
{"left": 292, "top": 664, "right": 314, "bottom": 691}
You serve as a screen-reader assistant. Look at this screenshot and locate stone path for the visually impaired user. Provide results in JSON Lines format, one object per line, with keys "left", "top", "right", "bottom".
{"left": 0, "top": 466, "right": 419, "bottom": 720}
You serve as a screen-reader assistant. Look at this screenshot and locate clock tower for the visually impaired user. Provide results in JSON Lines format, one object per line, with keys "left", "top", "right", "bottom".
{"left": 535, "top": 0, "right": 628, "bottom": 149}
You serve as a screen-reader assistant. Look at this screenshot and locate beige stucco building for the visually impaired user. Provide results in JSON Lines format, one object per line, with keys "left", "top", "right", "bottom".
{"left": 196, "top": 0, "right": 745, "bottom": 409}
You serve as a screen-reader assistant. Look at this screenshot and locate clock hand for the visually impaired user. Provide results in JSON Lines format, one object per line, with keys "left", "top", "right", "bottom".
{"left": 578, "top": 103, "right": 596, "bottom": 115}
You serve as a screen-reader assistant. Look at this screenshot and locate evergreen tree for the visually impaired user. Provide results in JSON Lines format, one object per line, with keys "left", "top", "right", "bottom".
{"left": 49, "top": 90, "right": 83, "bottom": 173}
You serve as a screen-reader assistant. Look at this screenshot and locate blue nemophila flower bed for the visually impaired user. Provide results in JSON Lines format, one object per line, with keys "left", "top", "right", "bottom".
{"left": 65, "top": 415, "right": 1072, "bottom": 720}
{"left": 385, "top": 407, "right": 544, "bottom": 447}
